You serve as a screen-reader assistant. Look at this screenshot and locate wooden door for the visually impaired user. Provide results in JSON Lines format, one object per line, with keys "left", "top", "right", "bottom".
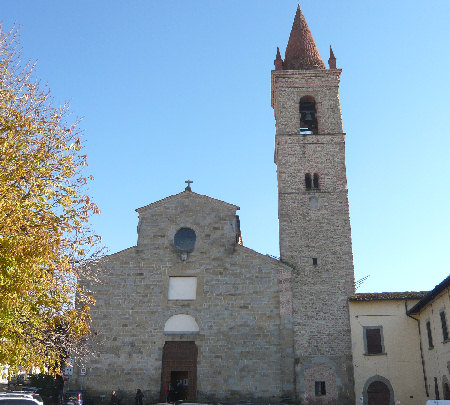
{"left": 367, "top": 381, "right": 390, "bottom": 405}
{"left": 160, "top": 341, "right": 197, "bottom": 402}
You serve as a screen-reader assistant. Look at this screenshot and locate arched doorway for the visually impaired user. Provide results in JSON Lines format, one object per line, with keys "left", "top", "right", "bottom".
{"left": 160, "top": 341, "right": 198, "bottom": 402}
{"left": 367, "top": 381, "right": 390, "bottom": 405}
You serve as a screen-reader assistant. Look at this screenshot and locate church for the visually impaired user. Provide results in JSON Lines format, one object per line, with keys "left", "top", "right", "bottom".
{"left": 73, "top": 5, "right": 357, "bottom": 404}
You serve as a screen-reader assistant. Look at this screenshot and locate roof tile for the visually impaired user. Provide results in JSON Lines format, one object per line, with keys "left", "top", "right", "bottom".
{"left": 349, "top": 291, "right": 429, "bottom": 302}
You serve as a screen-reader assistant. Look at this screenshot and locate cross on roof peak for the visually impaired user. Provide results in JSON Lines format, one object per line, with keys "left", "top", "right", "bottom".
{"left": 185, "top": 179, "right": 193, "bottom": 192}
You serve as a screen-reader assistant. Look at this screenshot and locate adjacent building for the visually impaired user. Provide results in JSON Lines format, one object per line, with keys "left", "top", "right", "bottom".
{"left": 349, "top": 292, "right": 428, "bottom": 405}
{"left": 349, "top": 276, "right": 450, "bottom": 405}
{"left": 408, "top": 276, "right": 450, "bottom": 402}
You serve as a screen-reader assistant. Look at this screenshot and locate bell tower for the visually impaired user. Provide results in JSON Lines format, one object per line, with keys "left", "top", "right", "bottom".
{"left": 272, "top": 6, "right": 355, "bottom": 404}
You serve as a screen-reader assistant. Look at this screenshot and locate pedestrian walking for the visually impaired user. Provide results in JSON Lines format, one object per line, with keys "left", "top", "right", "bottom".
{"left": 110, "top": 391, "right": 119, "bottom": 405}
{"left": 135, "top": 389, "right": 144, "bottom": 405}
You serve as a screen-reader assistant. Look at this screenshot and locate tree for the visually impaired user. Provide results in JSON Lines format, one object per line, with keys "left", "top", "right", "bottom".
{"left": 28, "top": 373, "right": 64, "bottom": 399}
{"left": 0, "top": 25, "right": 103, "bottom": 375}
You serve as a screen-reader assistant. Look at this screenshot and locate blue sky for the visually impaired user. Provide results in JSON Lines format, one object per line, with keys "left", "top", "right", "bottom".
{"left": 2, "top": 0, "right": 449, "bottom": 293}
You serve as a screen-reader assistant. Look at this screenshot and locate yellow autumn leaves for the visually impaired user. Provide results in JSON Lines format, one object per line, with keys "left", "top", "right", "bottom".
{"left": 0, "top": 27, "right": 103, "bottom": 375}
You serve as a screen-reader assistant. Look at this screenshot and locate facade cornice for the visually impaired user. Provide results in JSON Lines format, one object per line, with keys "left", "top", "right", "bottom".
{"left": 136, "top": 190, "right": 239, "bottom": 213}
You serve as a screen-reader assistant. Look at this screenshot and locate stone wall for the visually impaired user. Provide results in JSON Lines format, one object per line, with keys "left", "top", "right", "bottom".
{"left": 272, "top": 69, "right": 355, "bottom": 404}
{"left": 71, "top": 192, "right": 294, "bottom": 403}
{"left": 272, "top": 70, "right": 343, "bottom": 136}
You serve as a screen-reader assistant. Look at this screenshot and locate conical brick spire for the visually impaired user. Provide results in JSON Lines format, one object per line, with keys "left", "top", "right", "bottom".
{"left": 284, "top": 5, "right": 325, "bottom": 70}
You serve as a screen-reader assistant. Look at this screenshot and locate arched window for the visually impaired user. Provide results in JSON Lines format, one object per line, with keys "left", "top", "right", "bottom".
{"left": 305, "top": 173, "right": 312, "bottom": 190}
{"left": 313, "top": 173, "right": 320, "bottom": 189}
{"left": 164, "top": 314, "right": 199, "bottom": 334}
{"left": 300, "top": 96, "right": 318, "bottom": 134}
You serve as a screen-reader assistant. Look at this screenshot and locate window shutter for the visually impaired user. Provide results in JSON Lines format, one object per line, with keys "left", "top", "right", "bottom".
{"left": 426, "top": 321, "right": 434, "bottom": 348}
{"left": 366, "top": 328, "right": 382, "bottom": 354}
{"left": 440, "top": 312, "right": 449, "bottom": 341}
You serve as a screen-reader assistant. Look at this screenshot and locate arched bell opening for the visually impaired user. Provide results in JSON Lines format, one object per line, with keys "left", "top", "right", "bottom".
{"left": 300, "top": 96, "right": 318, "bottom": 134}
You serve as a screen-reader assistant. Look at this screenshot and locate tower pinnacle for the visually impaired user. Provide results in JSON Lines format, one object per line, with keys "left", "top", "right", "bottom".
{"left": 274, "top": 47, "right": 284, "bottom": 70}
{"left": 284, "top": 5, "right": 325, "bottom": 70}
{"left": 328, "top": 45, "right": 337, "bottom": 69}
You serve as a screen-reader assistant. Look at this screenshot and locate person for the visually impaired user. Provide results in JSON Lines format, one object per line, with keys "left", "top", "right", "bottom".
{"left": 164, "top": 383, "right": 170, "bottom": 403}
{"left": 175, "top": 380, "right": 183, "bottom": 401}
{"left": 135, "top": 389, "right": 144, "bottom": 405}
{"left": 110, "top": 391, "right": 119, "bottom": 405}
{"left": 168, "top": 383, "right": 175, "bottom": 403}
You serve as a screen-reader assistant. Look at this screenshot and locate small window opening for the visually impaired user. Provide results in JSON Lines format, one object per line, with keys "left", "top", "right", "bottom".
{"left": 235, "top": 215, "right": 242, "bottom": 245}
{"left": 426, "top": 321, "right": 434, "bottom": 348}
{"left": 305, "top": 173, "right": 312, "bottom": 190}
{"left": 315, "top": 381, "right": 326, "bottom": 397}
{"left": 312, "top": 258, "right": 318, "bottom": 265}
{"left": 440, "top": 311, "right": 449, "bottom": 341}
{"left": 313, "top": 173, "right": 320, "bottom": 189}
{"left": 300, "top": 96, "right": 318, "bottom": 134}
{"left": 365, "top": 327, "right": 383, "bottom": 354}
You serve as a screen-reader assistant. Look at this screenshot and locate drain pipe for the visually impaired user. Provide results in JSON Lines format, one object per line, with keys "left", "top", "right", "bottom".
{"left": 405, "top": 301, "right": 429, "bottom": 397}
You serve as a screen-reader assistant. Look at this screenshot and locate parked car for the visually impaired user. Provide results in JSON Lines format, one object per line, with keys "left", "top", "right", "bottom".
{"left": 0, "top": 392, "right": 41, "bottom": 405}
{"left": 60, "top": 392, "right": 91, "bottom": 405}
{"left": 0, "top": 399, "right": 40, "bottom": 405}
{"left": 27, "top": 395, "right": 42, "bottom": 405}
{"left": 6, "top": 392, "right": 43, "bottom": 405}
{"left": 0, "top": 392, "right": 42, "bottom": 405}
{"left": 7, "top": 374, "right": 25, "bottom": 388}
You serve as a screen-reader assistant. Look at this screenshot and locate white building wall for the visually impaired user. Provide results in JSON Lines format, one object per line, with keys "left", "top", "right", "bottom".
{"left": 349, "top": 299, "right": 427, "bottom": 405}
{"left": 416, "top": 288, "right": 450, "bottom": 400}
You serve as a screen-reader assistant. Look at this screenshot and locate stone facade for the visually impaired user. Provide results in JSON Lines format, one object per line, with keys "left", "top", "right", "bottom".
{"left": 73, "top": 192, "right": 295, "bottom": 402}
{"left": 71, "top": 6, "right": 358, "bottom": 404}
{"left": 271, "top": 70, "right": 355, "bottom": 403}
